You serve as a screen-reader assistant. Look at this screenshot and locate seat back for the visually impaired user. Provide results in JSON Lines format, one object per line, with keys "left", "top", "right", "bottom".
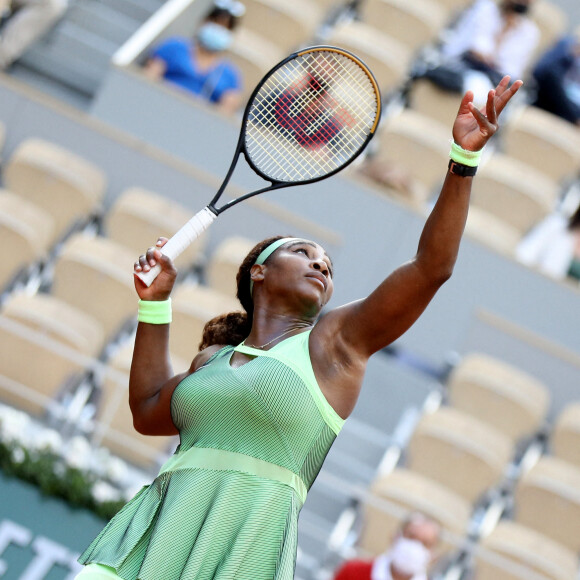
{"left": 0, "top": 293, "right": 102, "bottom": 415}
{"left": 475, "top": 521, "right": 578, "bottom": 580}
{"left": 407, "top": 78, "right": 463, "bottom": 128}
{"left": 52, "top": 234, "right": 137, "bottom": 341}
{"left": 447, "top": 353, "right": 550, "bottom": 442}
{"left": 206, "top": 236, "right": 256, "bottom": 298}
{"left": 170, "top": 283, "right": 241, "bottom": 361}
{"left": 515, "top": 456, "right": 580, "bottom": 552}
{"left": 407, "top": 407, "right": 513, "bottom": 502}
{"left": 105, "top": 187, "right": 207, "bottom": 269}
{"left": 3, "top": 139, "right": 106, "bottom": 241}
{"left": 358, "top": 468, "right": 471, "bottom": 557}
{"left": 551, "top": 402, "right": 580, "bottom": 469}
{"left": 0, "top": 190, "right": 54, "bottom": 290}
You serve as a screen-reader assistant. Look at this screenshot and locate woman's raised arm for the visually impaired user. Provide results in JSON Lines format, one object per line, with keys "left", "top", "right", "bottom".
{"left": 325, "top": 76, "right": 523, "bottom": 358}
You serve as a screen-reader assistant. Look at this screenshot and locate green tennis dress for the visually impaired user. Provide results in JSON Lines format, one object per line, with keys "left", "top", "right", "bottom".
{"left": 78, "top": 330, "right": 345, "bottom": 579}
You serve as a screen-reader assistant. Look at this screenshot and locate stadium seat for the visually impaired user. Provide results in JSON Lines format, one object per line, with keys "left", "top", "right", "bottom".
{"left": 471, "top": 154, "right": 560, "bottom": 236}
{"left": 447, "top": 353, "right": 550, "bottom": 443}
{"left": 407, "top": 78, "right": 463, "bottom": 129}
{"left": 515, "top": 456, "right": 580, "bottom": 553}
{"left": 0, "top": 189, "right": 54, "bottom": 292}
{"left": 105, "top": 187, "right": 208, "bottom": 270}
{"left": 205, "top": 236, "right": 256, "bottom": 298}
{"left": 406, "top": 407, "right": 513, "bottom": 503}
{"left": 375, "top": 109, "right": 450, "bottom": 200}
{"left": 51, "top": 233, "right": 137, "bottom": 342}
{"left": 239, "top": 0, "right": 322, "bottom": 52}
{"left": 530, "top": 0, "right": 568, "bottom": 56}
{"left": 360, "top": 0, "right": 447, "bottom": 54}
{"left": 358, "top": 468, "right": 471, "bottom": 557}
{"left": 96, "top": 340, "right": 182, "bottom": 469}
{"left": 224, "top": 29, "right": 285, "bottom": 107}
{"left": 464, "top": 206, "right": 522, "bottom": 258}
{"left": 0, "top": 293, "right": 103, "bottom": 415}
{"left": 475, "top": 521, "right": 578, "bottom": 580}
{"left": 551, "top": 402, "right": 580, "bottom": 469}
{"left": 3, "top": 138, "right": 107, "bottom": 242}
{"left": 502, "top": 107, "right": 580, "bottom": 184}
{"left": 169, "top": 282, "right": 241, "bottom": 361}
{"left": 326, "top": 22, "right": 411, "bottom": 95}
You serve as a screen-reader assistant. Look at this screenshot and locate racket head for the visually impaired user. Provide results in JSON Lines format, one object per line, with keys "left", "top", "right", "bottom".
{"left": 242, "top": 46, "right": 382, "bottom": 185}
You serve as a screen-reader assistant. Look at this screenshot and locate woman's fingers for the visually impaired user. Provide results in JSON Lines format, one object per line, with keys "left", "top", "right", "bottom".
{"left": 134, "top": 237, "right": 170, "bottom": 273}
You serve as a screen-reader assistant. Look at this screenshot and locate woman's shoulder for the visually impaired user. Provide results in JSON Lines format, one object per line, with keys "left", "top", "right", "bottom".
{"left": 191, "top": 344, "right": 230, "bottom": 372}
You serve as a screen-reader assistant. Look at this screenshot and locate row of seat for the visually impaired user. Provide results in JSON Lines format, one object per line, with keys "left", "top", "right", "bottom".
{"left": 335, "top": 352, "right": 580, "bottom": 580}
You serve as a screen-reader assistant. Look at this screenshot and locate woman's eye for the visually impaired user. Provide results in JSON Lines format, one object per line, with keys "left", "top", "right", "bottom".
{"left": 296, "top": 248, "right": 308, "bottom": 255}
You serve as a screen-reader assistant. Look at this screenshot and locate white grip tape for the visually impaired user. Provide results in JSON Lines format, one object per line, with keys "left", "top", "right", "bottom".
{"left": 137, "top": 206, "right": 217, "bottom": 287}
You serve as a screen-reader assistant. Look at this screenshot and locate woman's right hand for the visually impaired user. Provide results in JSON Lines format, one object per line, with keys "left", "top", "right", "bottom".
{"left": 133, "top": 237, "right": 177, "bottom": 301}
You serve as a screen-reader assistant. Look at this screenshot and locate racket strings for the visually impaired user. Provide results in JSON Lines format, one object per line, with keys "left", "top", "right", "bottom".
{"left": 245, "top": 49, "right": 379, "bottom": 182}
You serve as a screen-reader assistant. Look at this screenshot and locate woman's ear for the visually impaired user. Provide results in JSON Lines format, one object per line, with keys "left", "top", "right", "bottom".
{"left": 250, "top": 263, "right": 265, "bottom": 284}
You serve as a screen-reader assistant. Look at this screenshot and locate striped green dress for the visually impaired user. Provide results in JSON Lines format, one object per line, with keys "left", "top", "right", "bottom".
{"left": 79, "top": 330, "right": 345, "bottom": 579}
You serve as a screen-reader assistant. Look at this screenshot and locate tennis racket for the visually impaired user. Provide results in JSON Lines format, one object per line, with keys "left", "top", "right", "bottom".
{"left": 137, "top": 45, "right": 382, "bottom": 286}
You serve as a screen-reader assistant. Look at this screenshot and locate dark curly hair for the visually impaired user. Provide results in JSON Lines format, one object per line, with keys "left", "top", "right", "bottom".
{"left": 198, "top": 235, "right": 288, "bottom": 350}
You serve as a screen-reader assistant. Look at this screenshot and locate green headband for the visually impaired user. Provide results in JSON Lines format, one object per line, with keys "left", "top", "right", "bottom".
{"left": 249, "top": 237, "right": 303, "bottom": 296}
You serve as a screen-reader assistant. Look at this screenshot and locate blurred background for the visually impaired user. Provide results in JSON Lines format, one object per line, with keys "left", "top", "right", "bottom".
{"left": 0, "top": 0, "right": 579, "bottom": 578}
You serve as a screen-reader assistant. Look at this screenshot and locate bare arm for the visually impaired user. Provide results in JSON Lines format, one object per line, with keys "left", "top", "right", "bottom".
{"left": 128, "top": 238, "right": 220, "bottom": 435}
{"left": 319, "top": 77, "right": 523, "bottom": 359}
{"left": 143, "top": 57, "right": 167, "bottom": 82}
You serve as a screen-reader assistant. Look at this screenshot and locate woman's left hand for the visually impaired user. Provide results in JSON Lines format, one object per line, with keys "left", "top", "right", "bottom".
{"left": 452, "top": 75, "right": 523, "bottom": 152}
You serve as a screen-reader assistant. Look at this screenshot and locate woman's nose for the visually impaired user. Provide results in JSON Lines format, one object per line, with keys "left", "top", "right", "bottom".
{"left": 312, "top": 259, "right": 329, "bottom": 276}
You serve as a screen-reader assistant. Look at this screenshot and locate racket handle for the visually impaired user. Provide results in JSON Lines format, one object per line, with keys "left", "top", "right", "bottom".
{"left": 136, "top": 206, "right": 217, "bottom": 287}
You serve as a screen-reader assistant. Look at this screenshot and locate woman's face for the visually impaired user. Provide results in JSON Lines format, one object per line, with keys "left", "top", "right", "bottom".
{"left": 258, "top": 240, "right": 334, "bottom": 312}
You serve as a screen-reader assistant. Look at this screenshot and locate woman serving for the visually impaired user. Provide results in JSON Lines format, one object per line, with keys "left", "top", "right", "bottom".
{"left": 76, "top": 77, "right": 522, "bottom": 580}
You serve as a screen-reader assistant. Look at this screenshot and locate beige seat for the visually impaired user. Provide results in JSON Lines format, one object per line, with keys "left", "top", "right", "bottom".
{"left": 530, "top": 0, "right": 568, "bottom": 57}
{"left": 551, "top": 402, "right": 580, "bottom": 469}
{"left": 464, "top": 206, "right": 522, "bottom": 258}
{"left": 406, "top": 407, "right": 513, "bottom": 503}
{"left": 375, "top": 109, "right": 450, "bottom": 201}
{"left": 361, "top": 0, "right": 447, "bottom": 54}
{"left": 502, "top": 107, "right": 580, "bottom": 184}
{"left": 471, "top": 154, "right": 559, "bottom": 236}
{"left": 240, "top": 0, "right": 322, "bottom": 52}
{"left": 96, "top": 341, "right": 183, "bottom": 469}
{"left": 206, "top": 236, "right": 256, "bottom": 298}
{"left": 515, "top": 456, "right": 580, "bottom": 553}
{"left": 105, "top": 187, "right": 207, "bottom": 270}
{"left": 358, "top": 468, "right": 471, "bottom": 557}
{"left": 0, "top": 293, "right": 103, "bottom": 415}
{"left": 3, "top": 139, "right": 107, "bottom": 242}
{"left": 326, "top": 22, "right": 411, "bottom": 95}
{"left": 224, "top": 28, "right": 285, "bottom": 107}
{"left": 170, "top": 283, "right": 241, "bottom": 361}
{"left": 0, "top": 189, "right": 54, "bottom": 291}
{"left": 407, "top": 78, "right": 463, "bottom": 129}
{"left": 447, "top": 353, "right": 550, "bottom": 443}
{"left": 475, "top": 521, "right": 578, "bottom": 580}
{"left": 51, "top": 234, "right": 137, "bottom": 342}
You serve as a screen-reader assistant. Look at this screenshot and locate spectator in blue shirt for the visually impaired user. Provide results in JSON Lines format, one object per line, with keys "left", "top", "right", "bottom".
{"left": 144, "top": 0, "right": 245, "bottom": 115}
{"left": 532, "top": 30, "right": 580, "bottom": 126}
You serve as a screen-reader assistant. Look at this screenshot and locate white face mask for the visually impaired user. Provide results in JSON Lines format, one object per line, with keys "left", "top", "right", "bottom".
{"left": 388, "top": 536, "right": 431, "bottom": 576}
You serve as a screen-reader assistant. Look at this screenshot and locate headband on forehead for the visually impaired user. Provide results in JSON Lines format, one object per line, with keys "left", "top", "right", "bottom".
{"left": 249, "top": 237, "right": 303, "bottom": 296}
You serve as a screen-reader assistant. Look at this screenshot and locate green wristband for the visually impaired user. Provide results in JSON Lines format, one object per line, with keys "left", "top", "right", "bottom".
{"left": 449, "top": 141, "right": 483, "bottom": 167}
{"left": 138, "top": 298, "right": 172, "bottom": 324}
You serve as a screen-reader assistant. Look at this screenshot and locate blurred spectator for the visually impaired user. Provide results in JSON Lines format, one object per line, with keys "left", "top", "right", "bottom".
{"left": 144, "top": 0, "right": 245, "bottom": 115}
{"left": 531, "top": 30, "right": 580, "bottom": 126}
{"left": 516, "top": 202, "right": 580, "bottom": 282}
{"left": 0, "top": 0, "right": 67, "bottom": 70}
{"left": 421, "top": 0, "right": 539, "bottom": 100}
{"left": 333, "top": 513, "right": 441, "bottom": 580}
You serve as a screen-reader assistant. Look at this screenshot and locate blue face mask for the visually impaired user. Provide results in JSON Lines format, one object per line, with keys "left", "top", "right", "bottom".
{"left": 197, "top": 22, "right": 232, "bottom": 52}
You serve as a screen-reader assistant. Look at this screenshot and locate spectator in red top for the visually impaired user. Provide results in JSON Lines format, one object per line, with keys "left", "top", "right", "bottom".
{"left": 334, "top": 513, "right": 441, "bottom": 580}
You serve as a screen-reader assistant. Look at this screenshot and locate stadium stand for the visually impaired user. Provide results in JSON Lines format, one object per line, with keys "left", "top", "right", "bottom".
{"left": 0, "top": 0, "right": 579, "bottom": 578}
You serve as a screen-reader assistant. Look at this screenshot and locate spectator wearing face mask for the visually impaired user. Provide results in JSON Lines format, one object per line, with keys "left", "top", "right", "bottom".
{"left": 422, "top": 0, "right": 539, "bottom": 101}
{"left": 333, "top": 513, "right": 441, "bottom": 580}
{"left": 143, "top": 0, "right": 245, "bottom": 114}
